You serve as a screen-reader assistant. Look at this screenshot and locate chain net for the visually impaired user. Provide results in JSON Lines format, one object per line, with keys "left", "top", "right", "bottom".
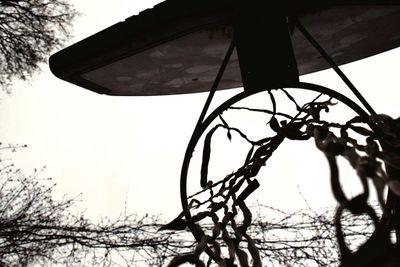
{"left": 166, "top": 87, "right": 400, "bottom": 267}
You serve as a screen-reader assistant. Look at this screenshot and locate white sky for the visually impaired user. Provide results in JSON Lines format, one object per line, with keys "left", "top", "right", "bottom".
{"left": 0, "top": 1, "right": 399, "bottom": 222}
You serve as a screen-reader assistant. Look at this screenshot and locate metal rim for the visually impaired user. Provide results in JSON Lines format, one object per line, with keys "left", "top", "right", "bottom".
{"left": 180, "top": 81, "right": 370, "bottom": 260}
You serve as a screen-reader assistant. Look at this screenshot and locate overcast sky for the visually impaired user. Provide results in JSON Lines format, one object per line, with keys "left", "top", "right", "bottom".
{"left": 0, "top": 1, "right": 399, "bottom": 222}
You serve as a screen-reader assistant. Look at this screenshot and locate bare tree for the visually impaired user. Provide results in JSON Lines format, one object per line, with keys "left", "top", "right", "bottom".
{"left": 0, "top": 143, "right": 171, "bottom": 266}
{"left": 0, "top": 0, "right": 76, "bottom": 92}
{"left": 0, "top": 143, "right": 376, "bottom": 267}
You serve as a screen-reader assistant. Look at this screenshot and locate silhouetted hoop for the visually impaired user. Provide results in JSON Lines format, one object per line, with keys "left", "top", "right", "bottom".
{"left": 180, "top": 81, "right": 370, "bottom": 260}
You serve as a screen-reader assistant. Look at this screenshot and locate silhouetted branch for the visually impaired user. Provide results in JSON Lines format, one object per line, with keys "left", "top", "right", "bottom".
{"left": 0, "top": 143, "right": 377, "bottom": 266}
{"left": 0, "top": 0, "right": 77, "bottom": 92}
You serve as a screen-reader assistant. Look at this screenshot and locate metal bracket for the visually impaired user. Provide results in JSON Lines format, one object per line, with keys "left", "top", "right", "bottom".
{"left": 233, "top": 0, "right": 299, "bottom": 91}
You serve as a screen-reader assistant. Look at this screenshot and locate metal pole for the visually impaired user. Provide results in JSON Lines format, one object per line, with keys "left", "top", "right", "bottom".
{"left": 295, "top": 20, "right": 377, "bottom": 116}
